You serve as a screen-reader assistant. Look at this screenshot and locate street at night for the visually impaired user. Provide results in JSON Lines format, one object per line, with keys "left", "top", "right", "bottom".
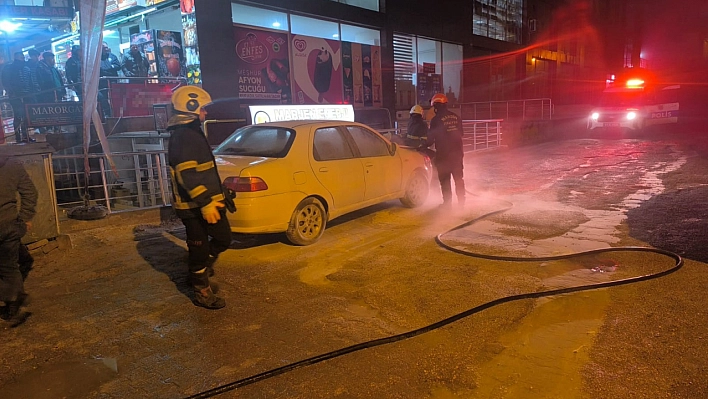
{"left": 2, "top": 127, "right": 707, "bottom": 398}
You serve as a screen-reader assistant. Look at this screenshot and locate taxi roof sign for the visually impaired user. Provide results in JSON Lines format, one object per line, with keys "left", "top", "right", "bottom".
{"left": 249, "top": 104, "right": 355, "bottom": 124}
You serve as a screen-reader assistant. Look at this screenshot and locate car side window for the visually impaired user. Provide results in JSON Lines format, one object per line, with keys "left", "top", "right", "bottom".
{"left": 346, "top": 126, "right": 390, "bottom": 158}
{"left": 313, "top": 127, "right": 355, "bottom": 161}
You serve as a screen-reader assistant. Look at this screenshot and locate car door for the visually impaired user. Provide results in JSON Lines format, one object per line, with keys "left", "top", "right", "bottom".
{"left": 345, "top": 125, "right": 402, "bottom": 201}
{"left": 311, "top": 126, "right": 365, "bottom": 210}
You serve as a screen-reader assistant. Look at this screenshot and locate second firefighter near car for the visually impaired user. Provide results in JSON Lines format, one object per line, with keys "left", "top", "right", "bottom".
{"left": 211, "top": 108, "right": 432, "bottom": 245}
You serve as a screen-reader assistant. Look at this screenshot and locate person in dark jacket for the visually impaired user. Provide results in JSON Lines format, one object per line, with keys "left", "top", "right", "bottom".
{"left": 405, "top": 104, "right": 428, "bottom": 146}
{"left": 1, "top": 52, "right": 33, "bottom": 142}
{"left": 423, "top": 93, "right": 466, "bottom": 208}
{"left": 34, "top": 52, "right": 65, "bottom": 103}
{"left": 0, "top": 151, "right": 37, "bottom": 322}
{"left": 99, "top": 42, "right": 121, "bottom": 118}
{"left": 65, "top": 45, "right": 82, "bottom": 100}
{"left": 167, "top": 85, "right": 231, "bottom": 310}
{"left": 121, "top": 44, "right": 150, "bottom": 79}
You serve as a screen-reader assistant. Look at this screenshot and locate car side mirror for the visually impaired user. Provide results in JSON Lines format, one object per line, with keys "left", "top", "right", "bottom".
{"left": 389, "top": 142, "right": 397, "bottom": 155}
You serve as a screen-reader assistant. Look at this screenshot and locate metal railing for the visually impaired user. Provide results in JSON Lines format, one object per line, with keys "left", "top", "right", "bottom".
{"left": 459, "top": 98, "right": 553, "bottom": 121}
{"left": 52, "top": 149, "right": 172, "bottom": 214}
{"left": 462, "top": 119, "right": 503, "bottom": 151}
{"left": 386, "top": 120, "right": 503, "bottom": 151}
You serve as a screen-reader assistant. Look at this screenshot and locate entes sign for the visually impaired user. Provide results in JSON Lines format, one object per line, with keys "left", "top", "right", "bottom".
{"left": 26, "top": 103, "right": 83, "bottom": 127}
{"left": 249, "top": 105, "right": 355, "bottom": 124}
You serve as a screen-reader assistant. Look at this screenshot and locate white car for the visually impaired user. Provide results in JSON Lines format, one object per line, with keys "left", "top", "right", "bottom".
{"left": 214, "top": 120, "right": 432, "bottom": 245}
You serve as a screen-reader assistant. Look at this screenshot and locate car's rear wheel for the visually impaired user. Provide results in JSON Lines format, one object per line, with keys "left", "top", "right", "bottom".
{"left": 400, "top": 171, "right": 429, "bottom": 208}
{"left": 286, "top": 197, "right": 327, "bottom": 245}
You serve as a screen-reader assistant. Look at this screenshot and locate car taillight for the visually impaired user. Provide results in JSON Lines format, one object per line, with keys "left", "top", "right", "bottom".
{"left": 223, "top": 176, "right": 268, "bottom": 192}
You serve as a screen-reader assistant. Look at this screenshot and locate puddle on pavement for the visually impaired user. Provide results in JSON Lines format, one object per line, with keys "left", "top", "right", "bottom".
{"left": 466, "top": 288, "right": 610, "bottom": 399}
{"left": 434, "top": 154, "right": 687, "bottom": 397}
{"left": 1, "top": 358, "right": 118, "bottom": 398}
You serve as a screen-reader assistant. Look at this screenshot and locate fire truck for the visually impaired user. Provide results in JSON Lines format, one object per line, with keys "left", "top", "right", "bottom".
{"left": 587, "top": 70, "right": 680, "bottom": 132}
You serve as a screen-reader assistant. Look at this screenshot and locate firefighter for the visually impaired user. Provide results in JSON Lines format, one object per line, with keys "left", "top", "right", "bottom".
{"left": 422, "top": 93, "right": 466, "bottom": 208}
{"left": 405, "top": 105, "right": 428, "bottom": 146}
{"left": 167, "top": 86, "right": 231, "bottom": 310}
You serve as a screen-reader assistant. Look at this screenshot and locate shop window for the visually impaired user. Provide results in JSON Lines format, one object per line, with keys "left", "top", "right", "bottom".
{"left": 394, "top": 33, "right": 463, "bottom": 110}
{"left": 232, "top": 3, "right": 288, "bottom": 31}
{"left": 442, "top": 42, "right": 463, "bottom": 103}
{"left": 416, "top": 38, "right": 441, "bottom": 74}
{"left": 291, "top": 15, "right": 339, "bottom": 40}
{"left": 341, "top": 24, "right": 380, "bottom": 45}
{"left": 330, "top": 0, "right": 379, "bottom": 12}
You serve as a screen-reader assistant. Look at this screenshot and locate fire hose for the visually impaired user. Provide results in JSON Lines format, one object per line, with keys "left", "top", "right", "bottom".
{"left": 183, "top": 197, "right": 683, "bottom": 399}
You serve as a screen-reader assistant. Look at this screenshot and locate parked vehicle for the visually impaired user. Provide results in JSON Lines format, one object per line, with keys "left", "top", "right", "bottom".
{"left": 214, "top": 120, "right": 432, "bottom": 245}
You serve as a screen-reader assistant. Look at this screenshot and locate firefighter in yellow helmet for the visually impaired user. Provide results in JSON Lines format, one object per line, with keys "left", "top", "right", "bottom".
{"left": 167, "top": 85, "right": 231, "bottom": 309}
{"left": 405, "top": 104, "right": 429, "bottom": 147}
{"left": 421, "top": 93, "right": 466, "bottom": 208}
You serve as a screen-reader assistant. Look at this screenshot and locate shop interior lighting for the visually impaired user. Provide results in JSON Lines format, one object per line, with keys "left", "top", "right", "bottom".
{"left": 104, "top": 7, "right": 157, "bottom": 29}
{"left": 0, "top": 21, "right": 22, "bottom": 33}
{"left": 272, "top": 21, "right": 281, "bottom": 28}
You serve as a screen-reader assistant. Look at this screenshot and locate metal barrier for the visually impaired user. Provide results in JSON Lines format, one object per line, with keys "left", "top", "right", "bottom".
{"left": 52, "top": 149, "right": 172, "bottom": 214}
{"left": 462, "top": 119, "right": 503, "bottom": 151}
{"left": 459, "top": 98, "right": 553, "bottom": 121}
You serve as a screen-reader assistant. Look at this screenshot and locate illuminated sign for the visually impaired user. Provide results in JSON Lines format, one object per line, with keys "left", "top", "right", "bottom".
{"left": 249, "top": 105, "right": 355, "bottom": 124}
{"left": 0, "top": 5, "right": 74, "bottom": 19}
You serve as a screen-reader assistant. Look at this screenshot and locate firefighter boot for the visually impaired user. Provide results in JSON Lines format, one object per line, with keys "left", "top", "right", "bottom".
{"left": 190, "top": 269, "right": 225, "bottom": 310}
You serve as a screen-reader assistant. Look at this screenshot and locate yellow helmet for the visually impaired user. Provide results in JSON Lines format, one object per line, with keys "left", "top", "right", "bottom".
{"left": 410, "top": 104, "right": 424, "bottom": 115}
{"left": 171, "top": 85, "right": 212, "bottom": 115}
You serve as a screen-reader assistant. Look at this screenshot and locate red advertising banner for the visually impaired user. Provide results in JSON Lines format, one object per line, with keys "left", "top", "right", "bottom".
{"left": 291, "top": 35, "right": 343, "bottom": 105}
{"left": 108, "top": 83, "right": 174, "bottom": 117}
{"left": 233, "top": 26, "right": 291, "bottom": 103}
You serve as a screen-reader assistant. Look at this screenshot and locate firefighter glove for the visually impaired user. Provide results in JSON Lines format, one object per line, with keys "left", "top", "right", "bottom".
{"left": 201, "top": 200, "right": 225, "bottom": 224}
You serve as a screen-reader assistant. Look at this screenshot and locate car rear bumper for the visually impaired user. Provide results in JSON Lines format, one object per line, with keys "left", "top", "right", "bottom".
{"left": 226, "top": 192, "right": 300, "bottom": 234}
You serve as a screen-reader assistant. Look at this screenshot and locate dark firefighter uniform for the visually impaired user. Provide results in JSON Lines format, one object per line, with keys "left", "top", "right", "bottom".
{"left": 405, "top": 112, "right": 429, "bottom": 147}
{"left": 425, "top": 95, "right": 466, "bottom": 206}
{"left": 167, "top": 86, "right": 231, "bottom": 309}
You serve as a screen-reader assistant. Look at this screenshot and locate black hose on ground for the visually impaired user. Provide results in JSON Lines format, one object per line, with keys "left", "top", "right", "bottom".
{"left": 183, "top": 199, "right": 683, "bottom": 399}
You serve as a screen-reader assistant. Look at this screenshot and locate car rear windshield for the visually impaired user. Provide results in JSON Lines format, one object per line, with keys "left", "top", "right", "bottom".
{"left": 213, "top": 126, "right": 295, "bottom": 158}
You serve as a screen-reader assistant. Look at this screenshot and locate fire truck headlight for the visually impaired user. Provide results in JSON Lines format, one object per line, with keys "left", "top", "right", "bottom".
{"left": 591, "top": 112, "right": 599, "bottom": 120}
{"left": 626, "top": 111, "right": 637, "bottom": 120}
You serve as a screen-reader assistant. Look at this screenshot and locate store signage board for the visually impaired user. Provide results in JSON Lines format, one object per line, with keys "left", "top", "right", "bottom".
{"left": 249, "top": 105, "right": 355, "bottom": 124}
{"left": 25, "top": 103, "right": 83, "bottom": 127}
{"left": 0, "top": 6, "right": 74, "bottom": 19}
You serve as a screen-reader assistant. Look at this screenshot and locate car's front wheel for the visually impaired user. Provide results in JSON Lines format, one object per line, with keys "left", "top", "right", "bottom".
{"left": 285, "top": 197, "right": 327, "bottom": 245}
{"left": 400, "top": 171, "right": 429, "bottom": 208}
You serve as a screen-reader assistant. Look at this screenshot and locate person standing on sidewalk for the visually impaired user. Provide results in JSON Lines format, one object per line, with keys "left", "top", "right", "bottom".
{"left": 167, "top": 86, "right": 231, "bottom": 310}
{"left": 65, "top": 45, "right": 82, "bottom": 101}
{"left": 0, "top": 151, "right": 37, "bottom": 322}
{"left": 423, "top": 93, "right": 466, "bottom": 208}
{"left": 1, "top": 52, "right": 33, "bottom": 143}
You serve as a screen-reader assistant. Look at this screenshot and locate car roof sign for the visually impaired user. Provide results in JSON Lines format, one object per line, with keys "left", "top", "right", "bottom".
{"left": 249, "top": 104, "right": 355, "bottom": 124}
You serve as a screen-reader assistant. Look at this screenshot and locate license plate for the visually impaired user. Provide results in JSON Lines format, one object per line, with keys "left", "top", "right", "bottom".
{"left": 604, "top": 122, "right": 620, "bottom": 127}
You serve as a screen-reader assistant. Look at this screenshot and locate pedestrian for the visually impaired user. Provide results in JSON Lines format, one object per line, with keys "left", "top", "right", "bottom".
{"left": 167, "top": 85, "right": 231, "bottom": 310}
{"left": 35, "top": 52, "right": 65, "bottom": 103}
{"left": 0, "top": 52, "right": 33, "bottom": 143}
{"left": 99, "top": 42, "right": 121, "bottom": 118}
{"left": 0, "top": 150, "right": 38, "bottom": 322}
{"left": 422, "top": 93, "right": 466, "bottom": 208}
{"left": 121, "top": 44, "right": 150, "bottom": 79}
{"left": 65, "top": 45, "right": 82, "bottom": 100}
